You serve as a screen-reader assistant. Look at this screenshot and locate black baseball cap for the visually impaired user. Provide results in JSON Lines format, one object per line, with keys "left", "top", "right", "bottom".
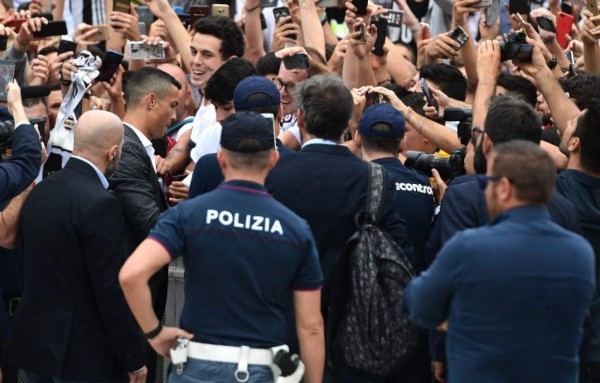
{"left": 220, "top": 111, "right": 275, "bottom": 153}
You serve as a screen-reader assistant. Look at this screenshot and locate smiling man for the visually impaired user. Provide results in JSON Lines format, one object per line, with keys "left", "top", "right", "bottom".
{"left": 188, "top": 17, "right": 245, "bottom": 165}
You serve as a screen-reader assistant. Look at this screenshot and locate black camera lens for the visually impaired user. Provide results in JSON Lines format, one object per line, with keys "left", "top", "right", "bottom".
{"left": 405, "top": 151, "right": 451, "bottom": 179}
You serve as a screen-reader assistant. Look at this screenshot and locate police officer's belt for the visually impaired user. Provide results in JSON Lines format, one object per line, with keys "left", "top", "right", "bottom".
{"left": 187, "top": 341, "right": 273, "bottom": 365}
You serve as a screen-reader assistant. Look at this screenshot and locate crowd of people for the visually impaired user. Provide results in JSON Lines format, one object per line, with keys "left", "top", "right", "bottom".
{"left": 0, "top": 0, "right": 599, "bottom": 382}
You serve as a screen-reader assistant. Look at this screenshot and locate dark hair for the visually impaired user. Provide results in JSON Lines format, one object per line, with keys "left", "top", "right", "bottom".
{"left": 256, "top": 52, "right": 281, "bottom": 77}
{"left": 401, "top": 92, "right": 427, "bottom": 118}
{"left": 559, "top": 74, "right": 600, "bottom": 110}
{"left": 361, "top": 123, "right": 402, "bottom": 156}
{"left": 496, "top": 75, "right": 537, "bottom": 108}
{"left": 294, "top": 75, "right": 353, "bottom": 141}
{"left": 393, "top": 41, "right": 417, "bottom": 65}
{"left": 22, "top": 97, "right": 46, "bottom": 109}
{"left": 37, "top": 45, "right": 58, "bottom": 57}
{"left": 194, "top": 16, "right": 244, "bottom": 60}
{"left": 485, "top": 95, "right": 542, "bottom": 145}
{"left": 124, "top": 67, "right": 181, "bottom": 108}
{"left": 492, "top": 140, "right": 556, "bottom": 205}
{"left": 205, "top": 58, "right": 256, "bottom": 104}
{"left": 305, "top": 47, "right": 327, "bottom": 66}
{"left": 222, "top": 148, "right": 273, "bottom": 171}
{"left": 420, "top": 64, "right": 467, "bottom": 101}
{"left": 574, "top": 98, "right": 600, "bottom": 173}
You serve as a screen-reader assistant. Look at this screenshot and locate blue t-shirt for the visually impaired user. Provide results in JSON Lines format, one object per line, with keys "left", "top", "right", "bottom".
{"left": 373, "top": 158, "right": 434, "bottom": 271}
{"left": 149, "top": 180, "right": 323, "bottom": 348}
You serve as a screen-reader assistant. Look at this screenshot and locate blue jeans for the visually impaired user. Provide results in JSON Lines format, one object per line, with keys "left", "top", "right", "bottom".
{"left": 168, "top": 358, "right": 274, "bottom": 383}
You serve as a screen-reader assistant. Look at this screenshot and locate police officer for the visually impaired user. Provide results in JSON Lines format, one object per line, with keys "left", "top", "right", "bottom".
{"left": 355, "top": 103, "right": 435, "bottom": 271}
{"left": 119, "top": 111, "right": 325, "bottom": 383}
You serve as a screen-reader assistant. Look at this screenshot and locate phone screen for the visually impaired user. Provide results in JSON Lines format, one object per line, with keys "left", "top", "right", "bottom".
{"left": 0, "top": 60, "right": 16, "bottom": 102}
{"left": 97, "top": 51, "right": 124, "bottom": 82}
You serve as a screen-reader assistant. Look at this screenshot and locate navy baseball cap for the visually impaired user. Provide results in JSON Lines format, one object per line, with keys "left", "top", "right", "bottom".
{"left": 233, "top": 76, "right": 281, "bottom": 111}
{"left": 359, "top": 104, "right": 406, "bottom": 138}
{"left": 220, "top": 112, "right": 275, "bottom": 153}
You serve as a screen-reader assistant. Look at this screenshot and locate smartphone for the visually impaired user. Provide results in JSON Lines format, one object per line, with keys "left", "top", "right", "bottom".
{"left": 97, "top": 50, "right": 124, "bottom": 82}
{"left": 113, "top": 0, "right": 131, "bottom": 13}
{"left": 509, "top": 0, "right": 530, "bottom": 14}
{"left": 135, "top": 5, "right": 155, "bottom": 26}
{"left": 352, "top": 0, "right": 368, "bottom": 16}
{"left": 420, "top": 78, "right": 438, "bottom": 112}
{"left": 556, "top": 11, "right": 573, "bottom": 48}
{"left": 473, "top": 0, "right": 493, "bottom": 8}
{"left": 138, "top": 21, "right": 146, "bottom": 35}
{"left": 273, "top": 7, "right": 297, "bottom": 40}
{"left": 30, "top": 117, "right": 46, "bottom": 143}
{"left": 536, "top": 16, "right": 557, "bottom": 32}
{"left": 449, "top": 26, "right": 469, "bottom": 49}
{"left": 566, "top": 51, "right": 577, "bottom": 76}
{"left": 0, "top": 60, "right": 16, "bottom": 102}
{"left": 515, "top": 13, "right": 529, "bottom": 36}
{"left": 283, "top": 52, "right": 309, "bottom": 69}
{"left": 128, "top": 41, "right": 166, "bottom": 60}
{"left": 588, "top": 0, "right": 599, "bottom": 16}
{"left": 190, "top": 5, "right": 210, "bottom": 26}
{"left": 365, "top": 92, "right": 383, "bottom": 106}
{"left": 387, "top": 10, "right": 404, "bottom": 27}
{"left": 358, "top": 22, "right": 366, "bottom": 42}
{"left": 0, "top": 36, "right": 7, "bottom": 51}
{"left": 261, "top": 0, "right": 279, "bottom": 7}
{"left": 58, "top": 39, "right": 77, "bottom": 56}
{"left": 32, "top": 21, "right": 68, "bottom": 38}
{"left": 212, "top": 4, "right": 229, "bottom": 17}
{"left": 260, "top": 113, "right": 277, "bottom": 148}
{"left": 372, "top": 17, "right": 387, "bottom": 57}
{"left": 486, "top": 0, "right": 501, "bottom": 26}
{"left": 561, "top": 1, "right": 573, "bottom": 14}
{"left": 89, "top": 25, "right": 108, "bottom": 42}
{"left": 6, "top": 18, "right": 27, "bottom": 33}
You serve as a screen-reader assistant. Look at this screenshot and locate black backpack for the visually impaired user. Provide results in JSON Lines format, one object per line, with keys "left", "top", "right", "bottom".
{"left": 328, "top": 162, "right": 419, "bottom": 377}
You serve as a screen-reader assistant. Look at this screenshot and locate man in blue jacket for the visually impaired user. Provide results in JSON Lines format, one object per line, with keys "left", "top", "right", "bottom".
{"left": 405, "top": 140, "right": 595, "bottom": 383}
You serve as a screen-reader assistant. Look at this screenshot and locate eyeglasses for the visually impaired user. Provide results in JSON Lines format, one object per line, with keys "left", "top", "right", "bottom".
{"left": 273, "top": 77, "right": 296, "bottom": 94}
{"left": 476, "top": 174, "right": 501, "bottom": 190}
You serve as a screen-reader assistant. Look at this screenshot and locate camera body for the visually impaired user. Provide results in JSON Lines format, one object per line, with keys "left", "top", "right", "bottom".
{"left": 500, "top": 32, "right": 533, "bottom": 62}
{"left": 405, "top": 148, "right": 466, "bottom": 182}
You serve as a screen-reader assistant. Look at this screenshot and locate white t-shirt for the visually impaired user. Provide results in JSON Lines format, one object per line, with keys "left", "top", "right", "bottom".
{"left": 190, "top": 102, "right": 216, "bottom": 145}
{"left": 190, "top": 122, "right": 222, "bottom": 163}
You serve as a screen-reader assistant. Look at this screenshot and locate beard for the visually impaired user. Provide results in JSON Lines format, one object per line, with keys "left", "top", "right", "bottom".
{"left": 473, "top": 140, "right": 487, "bottom": 175}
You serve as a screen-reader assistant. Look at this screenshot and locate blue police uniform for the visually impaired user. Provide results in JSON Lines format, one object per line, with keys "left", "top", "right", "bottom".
{"left": 405, "top": 205, "right": 595, "bottom": 383}
{"left": 149, "top": 112, "right": 323, "bottom": 382}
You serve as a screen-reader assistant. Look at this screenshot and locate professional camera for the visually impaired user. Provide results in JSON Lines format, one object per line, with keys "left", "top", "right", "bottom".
{"left": 405, "top": 147, "right": 466, "bottom": 182}
{"left": 444, "top": 108, "right": 472, "bottom": 146}
{"left": 500, "top": 32, "right": 533, "bottom": 62}
{"left": 0, "top": 120, "right": 14, "bottom": 155}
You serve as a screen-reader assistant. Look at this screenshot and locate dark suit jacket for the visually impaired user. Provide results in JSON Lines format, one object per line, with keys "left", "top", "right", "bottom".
{"left": 189, "top": 139, "right": 293, "bottom": 198}
{"left": 424, "top": 174, "right": 582, "bottom": 267}
{"left": 265, "top": 144, "right": 414, "bottom": 311}
{"left": 109, "top": 125, "right": 168, "bottom": 255}
{"left": 0, "top": 123, "right": 40, "bottom": 205}
{"left": 5, "top": 158, "right": 144, "bottom": 380}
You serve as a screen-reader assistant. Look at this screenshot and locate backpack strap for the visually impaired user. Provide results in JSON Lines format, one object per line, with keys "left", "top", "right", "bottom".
{"left": 366, "top": 162, "right": 387, "bottom": 223}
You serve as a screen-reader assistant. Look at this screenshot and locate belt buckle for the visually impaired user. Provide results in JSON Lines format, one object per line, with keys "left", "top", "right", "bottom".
{"left": 8, "top": 297, "right": 21, "bottom": 317}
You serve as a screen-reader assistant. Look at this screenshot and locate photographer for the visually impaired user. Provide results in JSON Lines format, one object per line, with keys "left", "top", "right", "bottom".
{"left": 0, "top": 80, "right": 41, "bottom": 207}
